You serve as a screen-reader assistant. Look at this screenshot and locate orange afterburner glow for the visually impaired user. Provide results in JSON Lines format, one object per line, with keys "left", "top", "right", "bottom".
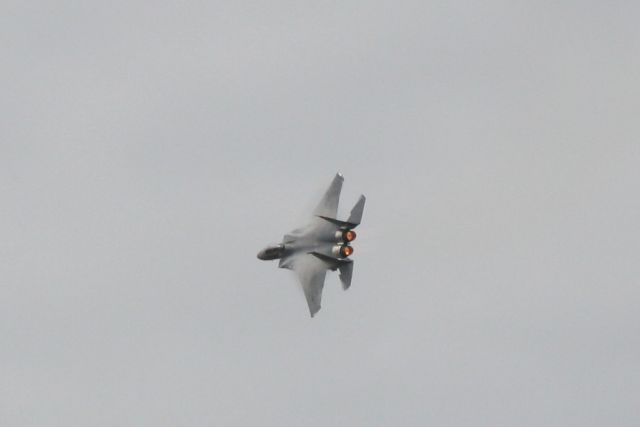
{"left": 341, "top": 245, "right": 354, "bottom": 257}
{"left": 343, "top": 230, "right": 357, "bottom": 242}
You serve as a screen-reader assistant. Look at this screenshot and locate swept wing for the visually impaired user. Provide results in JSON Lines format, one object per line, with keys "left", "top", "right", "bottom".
{"left": 293, "top": 255, "right": 328, "bottom": 317}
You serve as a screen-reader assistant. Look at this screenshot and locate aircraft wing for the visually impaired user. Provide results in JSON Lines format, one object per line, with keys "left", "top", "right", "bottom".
{"left": 293, "top": 254, "right": 329, "bottom": 317}
{"left": 313, "top": 173, "right": 344, "bottom": 218}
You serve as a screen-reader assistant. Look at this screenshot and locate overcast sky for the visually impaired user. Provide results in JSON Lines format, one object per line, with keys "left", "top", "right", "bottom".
{"left": 2, "top": 1, "right": 639, "bottom": 426}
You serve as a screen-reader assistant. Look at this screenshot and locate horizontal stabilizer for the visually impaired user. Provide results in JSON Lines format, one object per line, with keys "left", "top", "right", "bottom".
{"left": 317, "top": 216, "right": 359, "bottom": 229}
{"left": 309, "top": 251, "right": 352, "bottom": 266}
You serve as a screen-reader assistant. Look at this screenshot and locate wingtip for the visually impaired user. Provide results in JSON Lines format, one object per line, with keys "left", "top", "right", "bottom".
{"left": 336, "top": 172, "right": 344, "bottom": 180}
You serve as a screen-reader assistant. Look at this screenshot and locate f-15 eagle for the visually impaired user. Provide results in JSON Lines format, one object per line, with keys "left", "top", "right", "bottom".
{"left": 257, "top": 173, "right": 365, "bottom": 317}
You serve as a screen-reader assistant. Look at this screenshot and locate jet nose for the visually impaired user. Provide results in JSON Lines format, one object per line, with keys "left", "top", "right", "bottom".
{"left": 257, "top": 244, "right": 284, "bottom": 261}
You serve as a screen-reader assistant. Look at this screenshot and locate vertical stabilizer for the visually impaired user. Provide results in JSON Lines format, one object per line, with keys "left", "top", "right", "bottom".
{"left": 338, "top": 262, "right": 354, "bottom": 290}
{"left": 347, "top": 195, "right": 366, "bottom": 225}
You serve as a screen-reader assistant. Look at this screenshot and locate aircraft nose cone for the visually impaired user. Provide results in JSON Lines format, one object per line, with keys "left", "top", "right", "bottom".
{"left": 257, "top": 244, "right": 284, "bottom": 261}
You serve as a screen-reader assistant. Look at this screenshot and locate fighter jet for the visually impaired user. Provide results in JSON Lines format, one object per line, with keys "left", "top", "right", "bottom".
{"left": 257, "top": 173, "right": 365, "bottom": 317}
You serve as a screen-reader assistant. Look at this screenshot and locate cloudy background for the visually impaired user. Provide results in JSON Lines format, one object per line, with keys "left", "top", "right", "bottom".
{"left": 2, "top": 1, "right": 639, "bottom": 426}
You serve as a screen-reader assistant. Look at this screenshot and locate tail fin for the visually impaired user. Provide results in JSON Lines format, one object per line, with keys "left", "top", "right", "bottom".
{"left": 339, "top": 262, "right": 354, "bottom": 290}
{"left": 347, "top": 195, "right": 366, "bottom": 225}
{"left": 308, "top": 252, "right": 353, "bottom": 290}
{"left": 317, "top": 194, "right": 366, "bottom": 229}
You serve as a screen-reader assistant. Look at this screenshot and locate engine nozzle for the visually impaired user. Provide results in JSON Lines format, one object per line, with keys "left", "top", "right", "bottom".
{"left": 332, "top": 244, "right": 354, "bottom": 258}
{"left": 335, "top": 229, "right": 357, "bottom": 242}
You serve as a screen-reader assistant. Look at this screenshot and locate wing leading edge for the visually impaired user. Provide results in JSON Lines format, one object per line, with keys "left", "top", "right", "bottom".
{"left": 313, "top": 173, "right": 343, "bottom": 218}
{"left": 293, "top": 255, "right": 329, "bottom": 317}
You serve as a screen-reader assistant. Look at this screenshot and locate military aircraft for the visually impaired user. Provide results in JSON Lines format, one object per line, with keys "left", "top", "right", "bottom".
{"left": 257, "top": 173, "right": 366, "bottom": 317}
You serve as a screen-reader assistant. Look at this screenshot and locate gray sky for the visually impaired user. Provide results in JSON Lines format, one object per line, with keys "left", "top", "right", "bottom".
{"left": 2, "top": 1, "right": 639, "bottom": 426}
